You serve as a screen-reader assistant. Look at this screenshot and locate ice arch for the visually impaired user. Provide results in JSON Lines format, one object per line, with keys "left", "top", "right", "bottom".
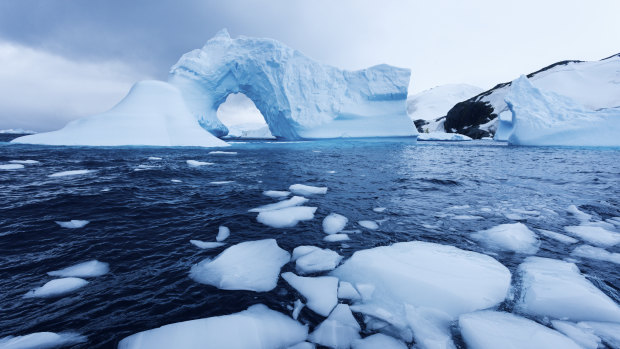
{"left": 169, "top": 29, "right": 417, "bottom": 140}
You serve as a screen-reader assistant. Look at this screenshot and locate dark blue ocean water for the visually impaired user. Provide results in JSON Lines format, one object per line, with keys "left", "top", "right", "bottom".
{"left": 1, "top": 135, "right": 619, "bottom": 348}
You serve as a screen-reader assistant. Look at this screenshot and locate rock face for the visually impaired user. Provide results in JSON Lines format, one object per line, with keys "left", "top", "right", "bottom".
{"left": 169, "top": 29, "right": 417, "bottom": 140}
{"left": 443, "top": 53, "right": 620, "bottom": 139}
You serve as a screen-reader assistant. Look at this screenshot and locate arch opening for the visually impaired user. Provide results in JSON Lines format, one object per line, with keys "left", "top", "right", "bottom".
{"left": 216, "top": 93, "right": 275, "bottom": 139}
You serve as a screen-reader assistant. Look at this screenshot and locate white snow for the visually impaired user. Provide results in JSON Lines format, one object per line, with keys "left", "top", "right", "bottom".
{"left": 215, "top": 226, "right": 230, "bottom": 242}
{"left": 289, "top": 184, "right": 327, "bottom": 196}
{"left": 571, "top": 244, "right": 620, "bottom": 264}
{"left": 256, "top": 206, "right": 317, "bottom": 228}
{"left": 186, "top": 160, "right": 213, "bottom": 167}
{"left": 224, "top": 123, "right": 275, "bottom": 140}
{"left": 169, "top": 29, "right": 416, "bottom": 140}
{"left": 471, "top": 222, "right": 540, "bottom": 254}
{"left": 281, "top": 272, "right": 338, "bottom": 317}
{"left": 55, "top": 220, "right": 90, "bottom": 229}
{"left": 459, "top": 311, "right": 581, "bottom": 349}
{"left": 0, "top": 164, "right": 24, "bottom": 170}
{"left": 118, "top": 304, "right": 308, "bottom": 349}
{"left": 9, "top": 160, "right": 39, "bottom": 164}
{"left": 358, "top": 220, "right": 379, "bottom": 230}
{"left": 190, "top": 239, "right": 289, "bottom": 292}
{"left": 407, "top": 84, "right": 484, "bottom": 123}
{"left": 48, "top": 260, "right": 109, "bottom": 278}
{"left": 0, "top": 332, "right": 86, "bottom": 349}
{"left": 337, "top": 281, "right": 361, "bottom": 300}
{"left": 295, "top": 248, "right": 342, "bottom": 274}
{"left": 263, "top": 190, "right": 290, "bottom": 198}
{"left": 352, "top": 333, "right": 407, "bottom": 349}
{"left": 208, "top": 151, "right": 237, "bottom": 155}
{"left": 417, "top": 132, "right": 472, "bottom": 141}
{"left": 323, "top": 234, "right": 349, "bottom": 242}
{"left": 189, "top": 240, "right": 225, "bottom": 249}
{"left": 564, "top": 225, "right": 620, "bottom": 247}
{"left": 551, "top": 320, "right": 600, "bottom": 349}
{"left": 48, "top": 170, "right": 93, "bottom": 177}
{"left": 249, "top": 196, "right": 309, "bottom": 212}
{"left": 537, "top": 229, "right": 578, "bottom": 244}
{"left": 308, "top": 304, "right": 361, "bottom": 349}
{"left": 24, "top": 278, "right": 89, "bottom": 298}
{"left": 322, "top": 213, "right": 348, "bottom": 234}
{"left": 517, "top": 256, "right": 620, "bottom": 322}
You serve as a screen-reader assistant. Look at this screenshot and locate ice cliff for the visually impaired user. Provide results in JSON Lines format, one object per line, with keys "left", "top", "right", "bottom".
{"left": 169, "top": 29, "right": 417, "bottom": 139}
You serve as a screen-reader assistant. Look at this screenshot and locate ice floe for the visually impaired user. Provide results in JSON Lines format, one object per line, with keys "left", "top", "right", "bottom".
{"left": 357, "top": 220, "right": 379, "bottom": 230}
{"left": 9, "top": 159, "right": 40, "bottom": 164}
{"left": 48, "top": 170, "right": 93, "bottom": 177}
{"left": 189, "top": 240, "right": 225, "bottom": 249}
{"left": 210, "top": 181, "right": 234, "bottom": 185}
{"left": 55, "top": 220, "right": 90, "bottom": 229}
{"left": 537, "top": 229, "right": 578, "bottom": 244}
{"left": 249, "top": 196, "right": 309, "bottom": 212}
{"left": 571, "top": 244, "right": 620, "bottom": 264}
{"left": 551, "top": 320, "right": 600, "bottom": 349}
{"left": 288, "top": 342, "right": 315, "bottom": 349}
{"left": 471, "top": 222, "right": 540, "bottom": 254}
{"left": 256, "top": 206, "right": 317, "bottom": 228}
{"left": 308, "top": 304, "right": 361, "bottom": 348}
{"left": 289, "top": 184, "right": 328, "bottom": 196}
{"left": 170, "top": 179, "right": 182, "bottom": 183}
{"left": 373, "top": 207, "right": 386, "bottom": 213}
{"left": 322, "top": 213, "right": 348, "bottom": 234}
{"left": 186, "top": 160, "right": 213, "bottom": 167}
{"left": 578, "top": 321, "right": 620, "bottom": 348}
{"left": 451, "top": 215, "right": 483, "bottom": 220}
{"left": 459, "top": 311, "right": 581, "bottom": 349}
{"left": 0, "top": 332, "right": 87, "bottom": 349}
{"left": 24, "top": 277, "right": 89, "bottom": 298}
{"left": 147, "top": 157, "right": 162, "bottom": 160}
{"left": 338, "top": 281, "right": 361, "bottom": 300}
{"left": 295, "top": 248, "right": 342, "bottom": 274}
{"left": 517, "top": 256, "right": 620, "bottom": 322}
{"left": 0, "top": 164, "right": 24, "bottom": 170}
{"left": 190, "top": 239, "right": 289, "bottom": 292}
{"left": 216, "top": 226, "right": 230, "bottom": 242}
{"left": 564, "top": 225, "right": 620, "bottom": 247}
{"left": 567, "top": 204, "right": 593, "bottom": 222}
{"left": 324, "top": 234, "right": 349, "bottom": 242}
{"left": 48, "top": 260, "right": 109, "bottom": 278}
{"left": 118, "top": 304, "right": 307, "bottom": 349}
{"left": 352, "top": 333, "right": 407, "bottom": 349}
{"left": 291, "top": 246, "right": 321, "bottom": 261}
{"left": 263, "top": 190, "right": 290, "bottom": 198}
{"left": 405, "top": 304, "right": 455, "bottom": 349}
{"left": 281, "top": 272, "right": 338, "bottom": 317}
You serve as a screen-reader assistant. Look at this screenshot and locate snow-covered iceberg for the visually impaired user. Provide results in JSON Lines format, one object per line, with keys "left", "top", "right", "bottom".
{"left": 169, "top": 29, "right": 417, "bottom": 139}
{"left": 12, "top": 81, "right": 228, "bottom": 147}
{"left": 500, "top": 75, "right": 620, "bottom": 147}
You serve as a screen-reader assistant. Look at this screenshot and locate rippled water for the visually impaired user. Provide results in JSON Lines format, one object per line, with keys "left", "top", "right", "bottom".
{"left": 1, "top": 136, "right": 619, "bottom": 348}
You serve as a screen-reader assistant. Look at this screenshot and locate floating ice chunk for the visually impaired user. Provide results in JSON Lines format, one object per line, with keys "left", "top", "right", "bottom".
{"left": 249, "top": 196, "right": 309, "bottom": 212}
{"left": 373, "top": 207, "right": 386, "bottom": 213}
{"left": 48, "top": 170, "right": 93, "bottom": 177}
{"left": 171, "top": 179, "right": 182, "bottom": 183}
{"left": 324, "top": 234, "right": 349, "bottom": 242}
{"left": 517, "top": 256, "right": 620, "bottom": 322}
{"left": 358, "top": 220, "right": 379, "bottom": 230}
{"left": 352, "top": 333, "right": 407, "bottom": 349}
{"left": 55, "top": 220, "right": 90, "bottom": 229}
{"left": 0, "top": 332, "right": 87, "bottom": 349}
{"left": 578, "top": 321, "right": 620, "bottom": 348}
{"left": 571, "top": 244, "right": 620, "bottom": 264}
{"left": 326, "top": 170, "right": 336, "bottom": 174}
{"left": 295, "top": 248, "right": 342, "bottom": 274}
{"left": 263, "top": 190, "right": 290, "bottom": 198}
{"left": 289, "top": 184, "right": 327, "bottom": 196}
{"left": 281, "top": 272, "right": 338, "bottom": 317}
{"left": 190, "top": 240, "right": 226, "bottom": 249}
{"left": 538, "top": 229, "right": 578, "bottom": 244}
{"left": 190, "top": 239, "right": 289, "bottom": 292}
{"left": 118, "top": 304, "right": 308, "bottom": 349}
{"left": 216, "top": 226, "right": 230, "bottom": 242}
{"left": 451, "top": 215, "right": 483, "bottom": 220}
{"left": 471, "top": 222, "right": 540, "bottom": 254}
{"left": 48, "top": 260, "right": 109, "bottom": 278}
{"left": 551, "top": 320, "right": 600, "bottom": 349}
{"left": 338, "top": 281, "right": 361, "bottom": 300}
{"left": 186, "top": 160, "right": 213, "bottom": 167}
{"left": 257, "top": 206, "right": 317, "bottom": 228}
{"left": 331, "top": 241, "right": 511, "bottom": 322}
{"left": 504, "top": 213, "right": 524, "bottom": 221}
{"left": 9, "top": 160, "right": 40, "bottom": 164}
{"left": 208, "top": 151, "right": 237, "bottom": 155}
{"left": 148, "top": 157, "right": 162, "bottom": 160}
{"left": 288, "top": 342, "right": 315, "bottom": 349}
{"left": 0, "top": 164, "right": 24, "bottom": 170}
{"left": 210, "top": 181, "right": 234, "bottom": 185}
{"left": 567, "top": 205, "right": 593, "bottom": 222}
{"left": 292, "top": 299, "right": 304, "bottom": 320}
{"left": 459, "top": 311, "right": 581, "bottom": 349}
{"left": 292, "top": 246, "right": 322, "bottom": 261}
{"left": 404, "top": 304, "right": 455, "bottom": 349}
{"left": 564, "top": 225, "right": 620, "bottom": 247}
{"left": 24, "top": 277, "right": 89, "bottom": 298}
{"left": 308, "top": 304, "right": 360, "bottom": 348}
{"left": 322, "top": 213, "right": 348, "bottom": 234}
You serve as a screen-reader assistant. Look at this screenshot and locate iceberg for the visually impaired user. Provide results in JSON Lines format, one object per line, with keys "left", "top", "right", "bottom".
{"left": 12, "top": 81, "right": 229, "bottom": 148}
{"left": 169, "top": 29, "right": 417, "bottom": 139}
{"left": 24, "top": 277, "right": 89, "bottom": 298}
{"left": 48, "top": 260, "right": 109, "bottom": 278}
{"left": 281, "top": 272, "right": 338, "bottom": 317}
{"left": 0, "top": 332, "right": 86, "bottom": 349}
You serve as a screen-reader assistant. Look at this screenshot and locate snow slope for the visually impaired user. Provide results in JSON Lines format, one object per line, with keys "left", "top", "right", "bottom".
{"left": 12, "top": 81, "right": 228, "bottom": 147}
{"left": 169, "top": 29, "right": 417, "bottom": 139}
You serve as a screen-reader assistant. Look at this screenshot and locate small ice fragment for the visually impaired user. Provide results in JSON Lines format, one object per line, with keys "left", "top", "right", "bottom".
{"left": 571, "top": 245, "right": 620, "bottom": 264}
{"left": 405, "top": 304, "right": 455, "bottom": 349}
{"left": 295, "top": 248, "right": 342, "bottom": 274}
{"left": 249, "top": 196, "right": 308, "bottom": 212}
{"left": 352, "top": 333, "right": 407, "bottom": 349}
{"left": 324, "top": 234, "right": 349, "bottom": 242}
{"left": 48, "top": 169, "right": 93, "bottom": 177}
{"left": 538, "top": 229, "right": 578, "bottom": 244}
{"left": 322, "top": 213, "right": 348, "bottom": 234}
{"left": 451, "top": 215, "right": 484, "bottom": 220}
{"left": 186, "top": 160, "right": 213, "bottom": 167}
{"left": 337, "top": 281, "right": 361, "bottom": 300}
{"left": 564, "top": 225, "right": 620, "bottom": 247}
{"left": 189, "top": 240, "right": 225, "bottom": 249}
{"left": 0, "top": 332, "right": 86, "bottom": 349}
{"left": 281, "top": 272, "right": 338, "bottom": 317}
{"left": 358, "top": 220, "right": 379, "bottom": 230}
{"left": 257, "top": 206, "right": 317, "bottom": 228}
{"left": 309, "top": 304, "right": 361, "bottom": 348}
{"left": 55, "top": 220, "right": 90, "bottom": 229}
{"left": 288, "top": 342, "right": 315, "bottom": 349}
{"left": 216, "top": 226, "right": 230, "bottom": 242}
{"left": 551, "top": 320, "right": 600, "bottom": 349}
{"left": 567, "top": 205, "right": 592, "bottom": 222}
{"left": 292, "top": 299, "right": 304, "bottom": 320}
{"left": 504, "top": 213, "right": 525, "bottom": 221}
{"left": 292, "top": 246, "right": 322, "bottom": 261}
{"left": 147, "top": 157, "right": 162, "bottom": 160}
{"left": 0, "top": 164, "right": 24, "bottom": 170}
{"left": 9, "top": 159, "right": 39, "bottom": 164}
{"left": 171, "top": 179, "right": 182, "bottom": 183}
{"left": 210, "top": 181, "right": 234, "bottom": 185}
{"left": 373, "top": 207, "right": 386, "bottom": 213}
{"left": 471, "top": 222, "right": 540, "bottom": 254}
{"left": 289, "top": 184, "right": 327, "bottom": 196}
{"left": 24, "top": 278, "right": 89, "bottom": 298}
{"left": 326, "top": 170, "right": 336, "bottom": 174}
{"left": 48, "top": 260, "right": 109, "bottom": 278}
{"left": 263, "top": 190, "right": 290, "bottom": 198}
{"left": 208, "top": 151, "right": 237, "bottom": 155}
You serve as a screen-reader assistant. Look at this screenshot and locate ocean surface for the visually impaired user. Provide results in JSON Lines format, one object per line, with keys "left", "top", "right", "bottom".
{"left": 1, "top": 135, "right": 619, "bottom": 348}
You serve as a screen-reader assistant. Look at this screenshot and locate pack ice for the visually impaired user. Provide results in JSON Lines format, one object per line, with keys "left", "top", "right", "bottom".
{"left": 169, "top": 29, "right": 417, "bottom": 139}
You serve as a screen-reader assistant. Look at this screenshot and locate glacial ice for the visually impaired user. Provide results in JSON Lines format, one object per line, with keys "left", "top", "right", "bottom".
{"left": 12, "top": 81, "right": 229, "bottom": 148}
{"left": 459, "top": 311, "right": 581, "bottom": 349}
{"left": 24, "top": 277, "right": 89, "bottom": 298}
{"left": 295, "top": 248, "right": 342, "bottom": 274}
{"left": 256, "top": 206, "right": 317, "bottom": 228}
{"left": 189, "top": 240, "right": 225, "bottom": 249}
{"left": 0, "top": 332, "right": 87, "bottom": 349}
{"left": 358, "top": 220, "right": 379, "bottom": 230}
{"left": 323, "top": 234, "right": 350, "bottom": 242}
{"left": 48, "top": 260, "right": 109, "bottom": 278}
{"left": 118, "top": 304, "right": 308, "bottom": 349}
{"left": 55, "top": 220, "right": 90, "bottom": 229}
{"left": 322, "top": 213, "right": 348, "bottom": 234}
{"left": 501, "top": 75, "right": 620, "bottom": 147}
{"left": 263, "top": 190, "right": 290, "bottom": 198}
{"left": 571, "top": 244, "right": 620, "bottom": 264}
{"left": 189, "top": 239, "right": 289, "bottom": 292}
{"left": 281, "top": 272, "right": 338, "bottom": 317}
{"left": 308, "top": 304, "right": 361, "bottom": 349}
{"left": 471, "top": 222, "right": 540, "bottom": 254}
{"left": 289, "top": 184, "right": 328, "bottom": 196}
{"left": 48, "top": 170, "right": 93, "bottom": 178}
{"left": 0, "top": 164, "right": 24, "bottom": 170}
{"left": 215, "top": 226, "right": 230, "bottom": 242}
{"left": 537, "top": 229, "right": 578, "bottom": 244}
{"left": 517, "top": 257, "right": 620, "bottom": 322}
{"left": 186, "top": 160, "right": 213, "bottom": 167}
{"left": 249, "top": 196, "right": 309, "bottom": 212}
{"left": 169, "top": 29, "right": 416, "bottom": 139}
{"left": 551, "top": 320, "right": 601, "bottom": 349}
{"left": 564, "top": 225, "right": 620, "bottom": 247}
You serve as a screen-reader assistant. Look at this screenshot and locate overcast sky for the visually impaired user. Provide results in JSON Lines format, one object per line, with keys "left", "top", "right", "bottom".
{"left": 1, "top": 0, "right": 619, "bottom": 131}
